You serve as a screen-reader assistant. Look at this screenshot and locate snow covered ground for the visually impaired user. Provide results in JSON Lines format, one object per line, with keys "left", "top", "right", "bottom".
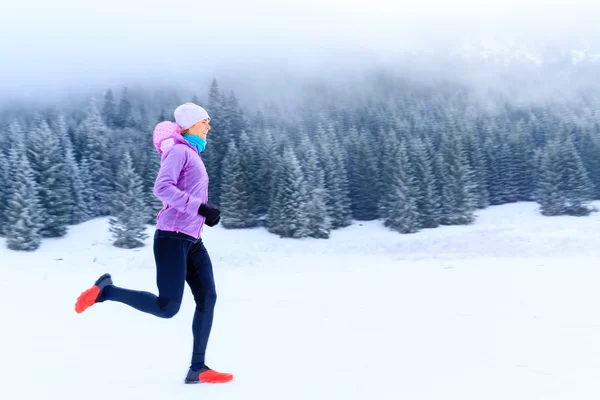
{"left": 2, "top": 202, "right": 600, "bottom": 400}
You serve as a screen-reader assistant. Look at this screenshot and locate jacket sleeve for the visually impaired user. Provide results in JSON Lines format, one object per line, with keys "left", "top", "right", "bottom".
{"left": 153, "top": 145, "right": 203, "bottom": 215}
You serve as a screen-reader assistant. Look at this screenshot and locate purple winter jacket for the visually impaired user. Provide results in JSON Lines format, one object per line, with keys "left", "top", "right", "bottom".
{"left": 152, "top": 121, "right": 209, "bottom": 239}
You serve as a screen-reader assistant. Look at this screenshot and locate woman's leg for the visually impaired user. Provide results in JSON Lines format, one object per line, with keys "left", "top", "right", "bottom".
{"left": 185, "top": 240, "right": 217, "bottom": 368}
{"left": 104, "top": 237, "right": 191, "bottom": 318}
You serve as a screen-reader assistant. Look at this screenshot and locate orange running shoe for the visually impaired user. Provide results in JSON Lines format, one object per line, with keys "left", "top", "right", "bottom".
{"left": 185, "top": 366, "right": 233, "bottom": 384}
{"left": 75, "top": 273, "right": 113, "bottom": 314}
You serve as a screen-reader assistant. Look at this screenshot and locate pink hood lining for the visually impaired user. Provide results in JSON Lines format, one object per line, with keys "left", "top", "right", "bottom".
{"left": 153, "top": 121, "right": 190, "bottom": 155}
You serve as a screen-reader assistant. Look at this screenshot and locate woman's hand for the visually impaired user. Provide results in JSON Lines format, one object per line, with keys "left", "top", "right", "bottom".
{"left": 198, "top": 203, "right": 220, "bottom": 227}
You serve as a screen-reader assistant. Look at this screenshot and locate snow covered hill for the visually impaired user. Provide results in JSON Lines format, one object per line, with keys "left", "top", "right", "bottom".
{"left": 1, "top": 202, "right": 600, "bottom": 400}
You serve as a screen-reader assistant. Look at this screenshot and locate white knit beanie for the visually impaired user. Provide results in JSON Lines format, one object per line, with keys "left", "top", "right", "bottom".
{"left": 173, "top": 102, "right": 210, "bottom": 130}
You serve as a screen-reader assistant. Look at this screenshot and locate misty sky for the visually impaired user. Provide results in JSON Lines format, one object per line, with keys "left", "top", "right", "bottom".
{"left": 1, "top": 0, "right": 598, "bottom": 103}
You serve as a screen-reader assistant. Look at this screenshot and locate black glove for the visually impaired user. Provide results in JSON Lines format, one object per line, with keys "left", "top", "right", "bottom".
{"left": 198, "top": 203, "right": 220, "bottom": 226}
{"left": 205, "top": 215, "right": 220, "bottom": 227}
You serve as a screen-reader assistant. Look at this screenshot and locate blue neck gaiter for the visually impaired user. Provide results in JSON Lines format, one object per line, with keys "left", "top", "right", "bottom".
{"left": 182, "top": 134, "right": 206, "bottom": 153}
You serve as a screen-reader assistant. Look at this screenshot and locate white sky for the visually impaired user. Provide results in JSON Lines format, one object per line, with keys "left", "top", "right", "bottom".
{"left": 0, "top": 0, "right": 598, "bottom": 102}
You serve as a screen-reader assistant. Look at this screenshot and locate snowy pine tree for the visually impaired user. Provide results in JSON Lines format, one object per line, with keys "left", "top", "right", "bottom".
{"left": 78, "top": 157, "right": 96, "bottom": 216}
{"left": 378, "top": 130, "right": 400, "bottom": 221}
{"left": 220, "top": 142, "right": 255, "bottom": 228}
{"left": 536, "top": 142, "right": 566, "bottom": 216}
{"left": 559, "top": 136, "right": 594, "bottom": 214}
{"left": 253, "top": 128, "right": 278, "bottom": 219}
{"left": 79, "top": 98, "right": 113, "bottom": 216}
{"left": 347, "top": 127, "right": 379, "bottom": 220}
{"left": 438, "top": 134, "right": 477, "bottom": 225}
{"left": 408, "top": 138, "right": 441, "bottom": 228}
{"left": 5, "top": 129, "right": 43, "bottom": 251}
{"left": 109, "top": 151, "right": 149, "bottom": 248}
{"left": 65, "top": 143, "right": 91, "bottom": 224}
{"left": 140, "top": 131, "right": 163, "bottom": 224}
{"left": 102, "top": 89, "right": 116, "bottom": 128}
{"left": 576, "top": 126, "right": 600, "bottom": 199}
{"left": 55, "top": 113, "right": 89, "bottom": 224}
{"left": 511, "top": 121, "right": 536, "bottom": 201}
{"left": 0, "top": 149, "right": 9, "bottom": 235}
{"left": 298, "top": 137, "right": 331, "bottom": 238}
{"left": 116, "top": 87, "right": 134, "bottom": 128}
{"left": 483, "top": 127, "right": 516, "bottom": 205}
{"left": 267, "top": 147, "right": 310, "bottom": 238}
{"left": 305, "top": 187, "right": 330, "bottom": 239}
{"left": 203, "top": 79, "right": 227, "bottom": 207}
{"left": 462, "top": 130, "right": 489, "bottom": 208}
{"left": 381, "top": 140, "right": 420, "bottom": 233}
{"left": 538, "top": 136, "right": 595, "bottom": 216}
{"left": 237, "top": 130, "right": 262, "bottom": 220}
{"left": 27, "top": 119, "right": 70, "bottom": 237}
{"left": 317, "top": 123, "right": 352, "bottom": 229}
{"left": 498, "top": 134, "right": 520, "bottom": 203}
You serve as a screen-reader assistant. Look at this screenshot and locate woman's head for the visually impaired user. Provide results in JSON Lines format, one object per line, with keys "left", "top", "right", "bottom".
{"left": 174, "top": 102, "right": 211, "bottom": 140}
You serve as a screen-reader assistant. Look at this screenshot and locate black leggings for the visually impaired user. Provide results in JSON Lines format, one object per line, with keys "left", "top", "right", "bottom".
{"left": 104, "top": 229, "right": 217, "bottom": 366}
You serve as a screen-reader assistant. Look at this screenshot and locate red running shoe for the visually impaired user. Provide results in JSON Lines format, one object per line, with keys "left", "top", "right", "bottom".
{"left": 75, "top": 273, "right": 113, "bottom": 314}
{"left": 185, "top": 366, "right": 233, "bottom": 384}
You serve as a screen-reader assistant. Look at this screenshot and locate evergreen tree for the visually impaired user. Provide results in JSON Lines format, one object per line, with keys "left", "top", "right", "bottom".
{"left": 116, "top": 87, "right": 134, "bottom": 128}
{"left": 237, "top": 130, "right": 261, "bottom": 219}
{"left": 56, "top": 113, "right": 87, "bottom": 223}
{"left": 78, "top": 157, "right": 96, "bottom": 217}
{"left": 223, "top": 90, "right": 248, "bottom": 142}
{"left": 253, "top": 128, "right": 277, "bottom": 218}
{"left": 318, "top": 122, "right": 352, "bottom": 228}
{"left": 203, "top": 79, "right": 227, "bottom": 207}
{"left": 347, "top": 127, "right": 379, "bottom": 220}
{"left": 138, "top": 104, "right": 151, "bottom": 132}
{"left": 157, "top": 108, "right": 168, "bottom": 123}
{"left": 462, "top": 130, "right": 489, "bottom": 208}
{"left": 267, "top": 147, "right": 310, "bottom": 238}
{"left": 0, "top": 149, "right": 9, "bottom": 235}
{"left": 511, "top": 120, "right": 536, "bottom": 201}
{"left": 408, "top": 137, "right": 441, "bottom": 228}
{"left": 382, "top": 141, "right": 420, "bottom": 234}
{"left": 305, "top": 187, "right": 331, "bottom": 239}
{"left": 65, "top": 143, "right": 91, "bottom": 224}
{"left": 27, "top": 119, "right": 70, "bottom": 237}
{"left": 439, "top": 133, "right": 477, "bottom": 225}
{"left": 497, "top": 134, "right": 520, "bottom": 203}
{"left": 140, "top": 130, "right": 163, "bottom": 224}
{"left": 109, "top": 151, "right": 149, "bottom": 248}
{"left": 483, "top": 127, "right": 514, "bottom": 205}
{"left": 576, "top": 126, "right": 600, "bottom": 198}
{"left": 0, "top": 117, "right": 9, "bottom": 156}
{"left": 79, "top": 98, "right": 113, "bottom": 216}
{"left": 5, "top": 130, "right": 43, "bottom": 251}
{"left": 220, "top": 142, "right": 255, "bottom": 228}
{"left": 378, "top": 129, "right": 400, "bottom": 221}
{"left": 536, "top": 141, "right": 566, "bottom": 216}
{"left": 298, "top": 136, "right": 331, "bottom": 238}
{"left": 556, "top": 136, "right": 595, "bottom": 215}
{"left": 102, "top": 89, "right": 116, "bottom": 128}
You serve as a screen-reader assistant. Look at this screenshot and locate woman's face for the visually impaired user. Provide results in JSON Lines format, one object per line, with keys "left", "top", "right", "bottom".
{"left": 188, "top": 118, "right": 211, "bottom": 140}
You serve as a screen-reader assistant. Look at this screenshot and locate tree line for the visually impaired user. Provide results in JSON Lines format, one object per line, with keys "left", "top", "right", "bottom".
{"left": 0, "top": 76, "right": 598, "bottom": 251}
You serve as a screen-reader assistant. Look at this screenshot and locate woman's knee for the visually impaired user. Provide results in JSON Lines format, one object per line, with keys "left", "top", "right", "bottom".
{"left": 206, "top": 287, "right": 217, "bottom": 307}
{"left": 159, "top": 299, "right": 181, "bottom": 318}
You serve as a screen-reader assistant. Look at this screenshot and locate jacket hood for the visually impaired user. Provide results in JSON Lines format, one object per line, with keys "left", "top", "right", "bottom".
{"left": 153, "top": 121, "right": 190, "bottom": 154}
